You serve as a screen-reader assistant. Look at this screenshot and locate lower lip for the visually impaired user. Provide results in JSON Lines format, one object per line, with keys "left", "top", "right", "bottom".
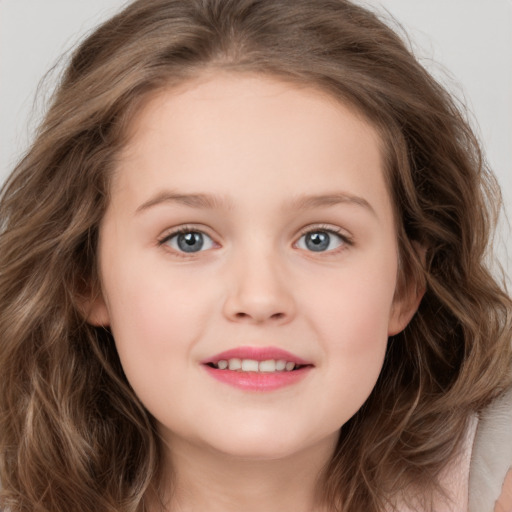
{"left": 202, "top": 365, "right": 312, "bottom": 391}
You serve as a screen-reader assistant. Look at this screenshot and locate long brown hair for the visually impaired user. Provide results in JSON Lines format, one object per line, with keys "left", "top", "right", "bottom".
{"left": 1, "top": 1, "right": 510, "bottom": 510}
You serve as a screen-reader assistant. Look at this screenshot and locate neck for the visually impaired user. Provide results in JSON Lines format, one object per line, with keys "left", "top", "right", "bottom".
{"left": 154, "top": 434, "right": 338, "bottom": 512}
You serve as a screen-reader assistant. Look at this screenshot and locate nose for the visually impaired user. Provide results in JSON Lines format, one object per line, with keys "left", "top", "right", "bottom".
{"left": 222, "top": 251, "right": 296, "bottom": 325}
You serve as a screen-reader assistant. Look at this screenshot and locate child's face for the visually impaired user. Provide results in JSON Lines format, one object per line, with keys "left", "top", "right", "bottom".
{"left": 89, "top": 73, "right": 418, "bottom": 461}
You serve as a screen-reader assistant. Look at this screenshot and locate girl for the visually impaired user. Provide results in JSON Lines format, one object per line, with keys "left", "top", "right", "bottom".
{"left": 0, "top": 1, "right": 511, "bottom": 511}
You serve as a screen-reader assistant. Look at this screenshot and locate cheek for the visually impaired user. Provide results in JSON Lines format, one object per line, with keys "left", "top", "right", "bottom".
{"left": 104, "top": 283, "right": 210, "bottom": 423}
{"left": 310, "top": 315, "right": 389, "bottom": 432}
{"left": 302, "top": 257, "right": 396, "bottom": 414}
{"left": 306, "top": 257, "right": 397, "bottom": 350}
{"left": 102, "top": 259, "right": 215, "bottom": 388}
{"left": 318, "top": 282, "right": 390, "bottom": 376}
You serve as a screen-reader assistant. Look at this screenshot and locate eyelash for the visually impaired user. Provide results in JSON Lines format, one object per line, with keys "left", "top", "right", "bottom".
{"left": 157, "top": 224, "right": 353, "bottom": 256}
{"left": 158, "top": 225, "right": 204, "bottom": 243}
{"left": 157, "top": 225, "right": 216, "bottom": 256}
{"left": 296, "top": 224, "right": 353, "bottom": 254}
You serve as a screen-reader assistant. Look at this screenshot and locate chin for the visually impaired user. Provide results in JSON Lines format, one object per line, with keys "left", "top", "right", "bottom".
{"left": 211, "top": 440, "right": 306, "bottom": 461}
{"left": 201, "top": 424, "right": 334, "bottom": 462}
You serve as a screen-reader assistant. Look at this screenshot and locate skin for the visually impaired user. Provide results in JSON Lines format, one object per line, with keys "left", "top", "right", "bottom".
{"left": 88, "top": 72, "right": 421, "bottom": 512}
{"left": 495, "top": 469, "right": 512, "bottom": 512}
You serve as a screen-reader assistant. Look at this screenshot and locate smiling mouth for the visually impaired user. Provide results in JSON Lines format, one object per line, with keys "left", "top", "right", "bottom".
{"left": 201, "top": 346, "right": 313, "bottom": 390}
{"left": 205, "top": 358, "right": 310, "bottom": 372}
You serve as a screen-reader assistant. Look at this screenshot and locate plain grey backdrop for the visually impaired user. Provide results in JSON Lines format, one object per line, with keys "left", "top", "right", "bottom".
{"left": 1, "top": 0, "right": 511, "bottom": 274}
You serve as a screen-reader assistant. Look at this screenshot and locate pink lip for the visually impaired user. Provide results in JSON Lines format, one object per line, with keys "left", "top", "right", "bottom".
{"left": 200, "top": 346, "right": 313, "bottom": 392}
{"left": 201, "top": 346, "right": 311, "bottom": 365}
{"left": 203, "top": 365, "right": 312, "bottom": 391}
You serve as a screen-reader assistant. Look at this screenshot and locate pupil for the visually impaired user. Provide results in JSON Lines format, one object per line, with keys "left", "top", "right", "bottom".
{"left": 306, "top": 232, "right": 329, "bottom": 251}
{"left": 178, "top": 232, "right": 204, "bottom": 252}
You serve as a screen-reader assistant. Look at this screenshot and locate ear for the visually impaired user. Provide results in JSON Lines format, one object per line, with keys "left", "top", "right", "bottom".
{"left": 387, "top": 284, "right": 424, "bottom": 336}
{"left": 86, "top": 295, "right": 111, "bottom": 326}
{"left": 387, "top": 244, "right": 426, "bottom": 336}
{"left": 78, "top": 289, "right": 111, "bottom": 327}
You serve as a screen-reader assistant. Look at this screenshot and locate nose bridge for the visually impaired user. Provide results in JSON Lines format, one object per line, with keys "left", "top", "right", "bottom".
{"left": 222, "top": 235, "right": 295, "bottom": 324}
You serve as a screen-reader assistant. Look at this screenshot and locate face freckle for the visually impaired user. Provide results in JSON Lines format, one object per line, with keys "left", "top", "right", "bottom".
{"left": 89, "top": 72, "right": 420, "bottom": 463}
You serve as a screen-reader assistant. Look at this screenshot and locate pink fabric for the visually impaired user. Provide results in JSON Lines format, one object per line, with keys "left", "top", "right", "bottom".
{"left": 437, "top": 415, "right": 479, "bottom": 511}
{"left": 392, "top": 415, "right": 479, "bottom": 512}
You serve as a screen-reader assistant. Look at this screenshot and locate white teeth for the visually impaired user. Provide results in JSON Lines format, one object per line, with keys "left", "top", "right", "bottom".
{"left": 275, "top": 359, "right": 287, "bottom": 371}
{"left": 259, "top": 360, "right": 276, "bottom": 372}
{"left": 228, "top": 358, "right": 242, "bottom": 370}
{"left": 241, "top": 359, "right": 259, "bottom": 372}
{"left": 214, "top": 358, "right": 300, "bottom": 372}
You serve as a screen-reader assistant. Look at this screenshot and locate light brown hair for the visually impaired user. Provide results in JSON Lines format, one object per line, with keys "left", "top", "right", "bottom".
{"left": 1, "top": 1, "right": 511, "bottom": 510}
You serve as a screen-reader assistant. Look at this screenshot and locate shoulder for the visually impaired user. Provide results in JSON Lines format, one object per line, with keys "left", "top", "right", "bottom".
{"left": 469, "top": 386, "right": 512, "bottom": 512}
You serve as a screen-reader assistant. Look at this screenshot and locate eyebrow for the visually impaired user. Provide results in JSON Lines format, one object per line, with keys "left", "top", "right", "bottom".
{"left": 135, "top": 190, "right": 375, "bottom": 216}
{"left": 135, "top": 191, "right": 233, "bottom": 213}
{"left": 287, "top": 192, "right": 376, "bottom": 216}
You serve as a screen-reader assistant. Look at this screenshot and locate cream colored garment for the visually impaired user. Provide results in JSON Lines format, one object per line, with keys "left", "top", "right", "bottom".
{"left": 439, "top": 414, "right": 479, "bottom": 511}
{"left": 394, "top": 386, "right": 512, "bottom": 512}
{"left": 391, "top": 416, "right": 478, "bottom": 512}
{"left": 469, "top": 386, "right": 512, "bottom": 512}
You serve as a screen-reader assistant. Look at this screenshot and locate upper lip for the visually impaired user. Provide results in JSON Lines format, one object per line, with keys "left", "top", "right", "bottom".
{"left": 202, "top": 346, "right": 312, "bottom": 365}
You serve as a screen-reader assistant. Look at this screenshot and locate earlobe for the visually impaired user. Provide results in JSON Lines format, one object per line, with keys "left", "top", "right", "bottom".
{"left": 78, "top": 291, "right": 111, "bottom": 327}
{"left": 87, "top": 296, "right": 111, "bottom": 326}
{"left": 388, "top": 243, "right": 426, "bottom": 336}
{"left": 387, "top": 285, "right": 424, "bottom": 336}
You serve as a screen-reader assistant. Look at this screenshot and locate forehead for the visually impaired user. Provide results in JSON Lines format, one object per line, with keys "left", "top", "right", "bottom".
{"left": 122, "top": 72, "right": 382, "bottom": 151}
{"left": 112, "top": 72, "right": 392, "bottom": 219}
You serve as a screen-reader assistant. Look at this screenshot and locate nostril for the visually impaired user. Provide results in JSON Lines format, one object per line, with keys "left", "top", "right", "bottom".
{"left": 232, "top": 311, "right": 286, "bottom": 322}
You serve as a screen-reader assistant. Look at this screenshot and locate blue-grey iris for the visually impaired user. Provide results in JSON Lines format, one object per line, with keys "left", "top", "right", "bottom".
{"left": 177, "top": 232, "right": 204, "bottom": 252}
{"left": 305, "top": 231, "right": 330, "bottom": 251}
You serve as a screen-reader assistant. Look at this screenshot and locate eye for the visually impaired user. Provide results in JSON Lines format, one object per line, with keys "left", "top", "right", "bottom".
{"left": 161, "top": 229, "right": 215, "bottom": 253}
{"left": 296, "top": 229, "right": 347, "bottom": 252}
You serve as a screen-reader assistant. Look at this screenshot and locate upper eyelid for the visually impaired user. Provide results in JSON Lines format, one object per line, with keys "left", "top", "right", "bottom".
{"left": 297, "top": 224, "right": 352, "bottom": 240}
{"left": 158, "top": 224, "right": 216, "bottom": 242}
{"left": 158, "top": 227, "right": 217, "bottom": 257}
{"left": 294, "top": 225, "right": 354, "bottom": 252}
{"left": 156, "top": 223, "right": 353, "bottom": 246}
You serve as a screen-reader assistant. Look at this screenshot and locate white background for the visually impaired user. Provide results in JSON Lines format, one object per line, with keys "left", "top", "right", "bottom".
{"left": 1, "top": 0, "right": 510, "bottom": 274}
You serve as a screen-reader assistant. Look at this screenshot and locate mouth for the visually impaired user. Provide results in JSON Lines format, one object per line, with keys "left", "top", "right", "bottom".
{"left": 201, "top": 346, "right": 314, "bottom": 391}
{"left": 205, "top": 359, "right": 308, "bottom": 372}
